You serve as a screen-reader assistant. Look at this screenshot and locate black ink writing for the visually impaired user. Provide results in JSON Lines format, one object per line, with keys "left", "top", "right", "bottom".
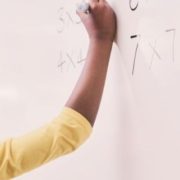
{"left": 131, "top": 34, "right": 141, "bottom": 75}
{"left": 129, "top": 0, "right": 139, "bottom": 11}
{"left": 130, "top": 28, "right": 177, "bottom": 75}
{"left": 57, "top": 7, "right": 81, "bottom": 34}
{"left": 166, "top": 29, "right": 176, "bottom": 62}
{"left": 57, "top": 49, "right": 86, "bottom": 72}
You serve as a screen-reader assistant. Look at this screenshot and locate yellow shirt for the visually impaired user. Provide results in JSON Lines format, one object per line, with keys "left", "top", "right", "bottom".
{"left": 0, "top": 107, "right": 92, "bottom": 180}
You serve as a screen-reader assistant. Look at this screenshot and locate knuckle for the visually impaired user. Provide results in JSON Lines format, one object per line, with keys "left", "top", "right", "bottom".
{"left": 90, "top": 2, "right": 98, "bottom": 10}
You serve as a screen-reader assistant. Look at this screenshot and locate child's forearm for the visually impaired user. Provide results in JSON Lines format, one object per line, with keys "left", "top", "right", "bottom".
{"left": 66, "top": 39, "right": 113, "bottom": 126}
{"left": 65, "top": 0, "right": 116, "bottom": 126}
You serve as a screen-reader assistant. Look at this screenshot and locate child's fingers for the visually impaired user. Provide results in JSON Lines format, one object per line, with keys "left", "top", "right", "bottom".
{"left": 76, "top": 10, "right": 88, "bottom": 21}
{"left": 76, "top": 10, "right": 83, "bottom": 15}
{"left": 76, "top": 10, "right": 84, "bottom": 18}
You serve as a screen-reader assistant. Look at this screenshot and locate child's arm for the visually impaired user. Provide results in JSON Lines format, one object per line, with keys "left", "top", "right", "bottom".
{"left": 66, "top": 0, "right": 116, "bottom": 126}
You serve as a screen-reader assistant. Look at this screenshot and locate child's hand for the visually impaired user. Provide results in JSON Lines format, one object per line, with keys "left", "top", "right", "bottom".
{"left": 77, "top": 0, "right": 116, "bottom": 42}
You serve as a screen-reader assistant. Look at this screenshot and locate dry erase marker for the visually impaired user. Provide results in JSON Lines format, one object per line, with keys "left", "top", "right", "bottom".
{"left": 77, "top": 1, "right": 90, "bottom": 14}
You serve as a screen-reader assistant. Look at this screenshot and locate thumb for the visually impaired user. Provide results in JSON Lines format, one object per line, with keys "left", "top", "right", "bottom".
{"left": 76, "top": 9, "right": 89, "bottom": 21}
{"left": 76, "top": 9, "right": 84, "bottom": 18}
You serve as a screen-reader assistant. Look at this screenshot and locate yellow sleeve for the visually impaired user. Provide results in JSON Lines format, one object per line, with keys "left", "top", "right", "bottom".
{"left": 0, "top": 107, "right": 92, "bottom": 180}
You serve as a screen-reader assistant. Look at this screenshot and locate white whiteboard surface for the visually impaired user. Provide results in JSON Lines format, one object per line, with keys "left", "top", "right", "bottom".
{"left": 0, "top": 0, "right": 123, "bottom": 180}
{"left": 112, "top": 0, "right": 180, "bottom": 180}
{"left": 1, "top": 0, "right": 180, "bottom": 180}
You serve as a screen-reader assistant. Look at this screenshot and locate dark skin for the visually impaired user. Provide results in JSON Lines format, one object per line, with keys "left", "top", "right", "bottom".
{"left": 66, "top": 0, "right": 116, "bottom": 126}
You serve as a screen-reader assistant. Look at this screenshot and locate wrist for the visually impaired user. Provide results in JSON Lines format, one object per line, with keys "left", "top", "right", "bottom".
{"left": 89, "top": 37, "right": 113, "bottom": 46}
{"left": 89, "top": 32, "right": 114, "bottom": 44}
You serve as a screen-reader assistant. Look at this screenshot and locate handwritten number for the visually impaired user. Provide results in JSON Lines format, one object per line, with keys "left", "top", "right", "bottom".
{"left": 166, "top": 29, "right": 176, "bottom": 62}
{"left": 57, "top": 6, "right": 82, "bottom": 34}
{"left": 77, "top": 49, "right": 86, "bottom": 64}
{"left": 66, "top": 52, "right": 76, "bottom": 68}
{"left": 129, "top": 0, "right": 139, "bottom": 11}
{"left": 131, "top": 35, "right": 141, "bottom": 75}
{"left": 58, "top": 51, "right": 66, "bottom": 72}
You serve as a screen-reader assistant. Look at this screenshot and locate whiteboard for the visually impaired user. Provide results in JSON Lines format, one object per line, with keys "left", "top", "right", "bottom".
{"left": 1, "top": 0, "right": 180, "bottom": 180}
{"left": 0, "top": 0, "right": 122, "bottom": 180}
{"left": 112, "top": 0, "right": 180, "bottom": 180}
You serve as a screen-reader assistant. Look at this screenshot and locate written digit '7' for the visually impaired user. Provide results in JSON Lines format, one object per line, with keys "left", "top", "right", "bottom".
{"left": 166, "top": 29, "right": 176, "bottom": 62}
{"left": 131, "top": 34, "right": 141, "bottom": 75}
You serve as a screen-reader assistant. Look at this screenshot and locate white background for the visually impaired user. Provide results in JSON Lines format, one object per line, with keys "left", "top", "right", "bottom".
{"left": 1, "top": 0, "right": 180, "bottom": 179}
{"left": 0, "top": 0, "right": 123, "bottom": 179}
